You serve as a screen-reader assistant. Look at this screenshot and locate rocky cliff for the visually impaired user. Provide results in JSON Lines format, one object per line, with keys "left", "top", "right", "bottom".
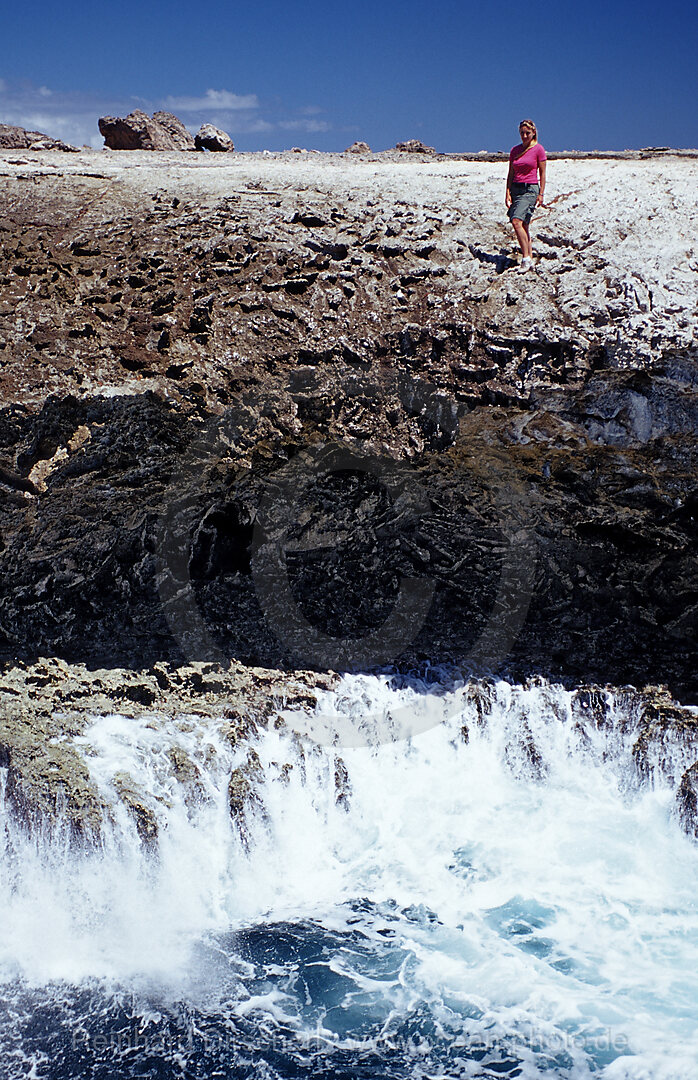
{"left": 0, "top": 148, "right": 697, "bottom": 702}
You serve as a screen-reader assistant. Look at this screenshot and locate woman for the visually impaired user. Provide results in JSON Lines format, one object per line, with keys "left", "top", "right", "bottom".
{"left": 505, "top": 120, "right": 546, "bottom": 271}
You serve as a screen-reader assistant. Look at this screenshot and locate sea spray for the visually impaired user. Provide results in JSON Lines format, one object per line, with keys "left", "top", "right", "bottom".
{"left": 1, "top": 677, "right": 698, "bottom": 1078}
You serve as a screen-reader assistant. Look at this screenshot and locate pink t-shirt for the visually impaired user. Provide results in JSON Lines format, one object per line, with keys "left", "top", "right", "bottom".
{"left": 509, "top": 142, "right": 546, "bottom": 184}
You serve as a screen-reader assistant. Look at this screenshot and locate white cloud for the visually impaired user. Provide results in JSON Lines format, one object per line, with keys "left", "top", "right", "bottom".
{"left": 240, "top": 118, "right": 274, "bottom": 134}
{"left": 165, "top": 89, "right": 260, "bottom": 112}
{"left": 278, "top": 118, "right": 331, "bottom": 133}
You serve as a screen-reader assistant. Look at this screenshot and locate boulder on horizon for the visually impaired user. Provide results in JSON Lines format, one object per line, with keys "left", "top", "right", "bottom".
{"left": 345, "top": 141, "right": 371, "bottom": 154}
{"left": 98, "top": 110, "right": 195, "bottom": 151}
{"left": 152, "top": 111, "right": 196, "bottom": 150}
{"left": 0, "top": 123, "right": 79, "bottom": 152}
{"left": 394, "top": 139, "right": 436, "bottom": 154}
{"left": 195, "top": 123, "right": 235, "bottom": 152}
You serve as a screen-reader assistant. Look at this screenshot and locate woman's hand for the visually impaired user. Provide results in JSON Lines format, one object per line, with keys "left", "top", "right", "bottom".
{"left": 505, "top": 189, "right": 512, "bottom": 207}
{"left": 536, "top": 193, "right": 544, "bottom": 207}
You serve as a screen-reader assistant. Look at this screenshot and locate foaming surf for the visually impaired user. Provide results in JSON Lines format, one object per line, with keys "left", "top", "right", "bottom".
{"left": 1, "top": 675, "right": 697, "bottom": 1078}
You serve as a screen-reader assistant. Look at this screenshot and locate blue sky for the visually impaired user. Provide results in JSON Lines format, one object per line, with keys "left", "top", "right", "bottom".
{"left": 1, "top": 0, "right": 696, "bottom": 151}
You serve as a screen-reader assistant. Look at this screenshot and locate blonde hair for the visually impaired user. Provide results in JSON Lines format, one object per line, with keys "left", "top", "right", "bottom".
{"left": 519, "top": 119, "right": 538, "bottom": 142}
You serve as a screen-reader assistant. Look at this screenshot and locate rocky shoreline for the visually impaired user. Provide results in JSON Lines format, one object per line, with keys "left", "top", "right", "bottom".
{"left": 1, "top": 658, "right": 697, "bottom": 842}
{"left": 0, "top": 656, "right": 336, "bottom": 840}
{"left": 0, "top": 149, "right": 697, "bottom": 838}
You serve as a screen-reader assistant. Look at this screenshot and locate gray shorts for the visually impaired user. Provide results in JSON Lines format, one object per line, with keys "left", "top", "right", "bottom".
{"left": 508, "top": 182, "right": 539, "bottom": 224}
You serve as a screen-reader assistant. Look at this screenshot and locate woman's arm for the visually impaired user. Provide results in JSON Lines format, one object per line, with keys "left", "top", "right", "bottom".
{"left": 506, "top": 161, "right": 514, "bottom": 206}
{"left": 537, "top": 158, "right": 546, "bottom": 205}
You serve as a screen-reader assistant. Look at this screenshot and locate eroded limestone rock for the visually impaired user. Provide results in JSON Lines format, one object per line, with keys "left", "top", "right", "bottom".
{"left": 0, "top": 123, "right": 78, "bottom": 152}
{"left": 0, "top": 154, "right": 696, "bottom": 738}
{"left": 99, "top": 110, "right": 195, "bottom": 150}
{"left": 677, "top": 763, "right": 698, "bottom": 839}
{"left": 228, "top": 748, "right": 264, "bottom": 847}
{"left": 195, "top": 124, "right": 234, "bottom": 152}
{"left": 111, "top": 771, "right": 159, "bottom": 845}
{"left": 0, "top": 707, "right": 101, "bottom": 837}
{"left": 0, "top": 659, "right": 337, "bottom": 840}
{"left": 394, "top": 139, "right": 436, "bottom": 154}
{"left": 632, "top": 700, "right": 698, "bottom": 788}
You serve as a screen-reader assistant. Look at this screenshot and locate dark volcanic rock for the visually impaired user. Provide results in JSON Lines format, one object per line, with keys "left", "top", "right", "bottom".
{"left": 0, "top": 123, "right": 78, "bottom": 152}
{"left": 0, "top": 366, "right": 696, "bottom": 699}
{"left": 195, "top": 123, "right": 235, "bottom": 152}
{"left": 99, "top": 109, "right": 195, "bottom": 150}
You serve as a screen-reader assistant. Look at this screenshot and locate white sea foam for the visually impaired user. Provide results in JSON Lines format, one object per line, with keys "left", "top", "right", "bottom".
{"left": 1, "top": 676, "right": 697, "bottom": 1078}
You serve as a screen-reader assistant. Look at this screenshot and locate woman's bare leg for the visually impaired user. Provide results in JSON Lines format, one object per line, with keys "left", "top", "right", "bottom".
{"left": 512, "top": 218, "right": 532, "bottom": 259}
{"left": 523, "top": 220, "right": 532, "bottom": 257}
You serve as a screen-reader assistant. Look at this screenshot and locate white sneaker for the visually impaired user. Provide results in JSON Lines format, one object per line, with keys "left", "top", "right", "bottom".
{"left": 521, "top": 256, "right": 532, "bottom": 271}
